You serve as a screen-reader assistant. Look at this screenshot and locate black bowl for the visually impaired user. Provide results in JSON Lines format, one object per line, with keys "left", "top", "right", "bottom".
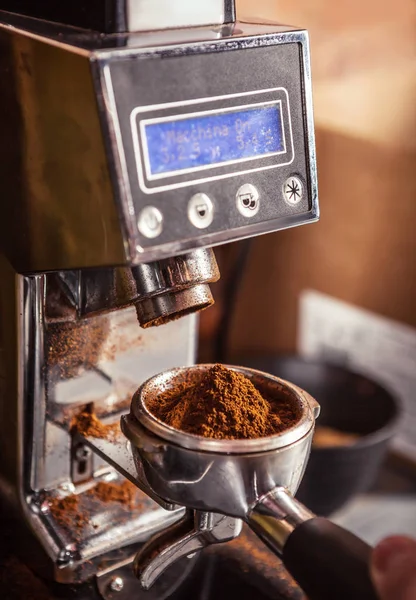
{"left": 238, "top": 355, "right": 400, "bottom": 516}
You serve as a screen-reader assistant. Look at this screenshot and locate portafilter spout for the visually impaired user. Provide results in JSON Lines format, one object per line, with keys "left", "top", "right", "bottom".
{"left": 121, "top": 365, "right": 378, "bottom": 600}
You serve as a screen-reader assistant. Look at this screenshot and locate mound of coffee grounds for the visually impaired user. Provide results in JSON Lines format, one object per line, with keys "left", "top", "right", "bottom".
{"left": 147, "top": 364, "right": 299, "bottom": 440}
{"left": 71, "top": 408, "right": 119, "bottom": 440}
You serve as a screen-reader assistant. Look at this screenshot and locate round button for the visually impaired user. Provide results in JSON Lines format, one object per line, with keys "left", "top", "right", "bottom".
{"left": 137, "top": 206, "right": 163, "bottom": 238}
{"left": 188, "top": 193, "right": 214, "bottom": 229}
{"left": 283, "top": 176, "right": 303, "bottom": 205}
{"left": 236, "top": 184, "right": 260, "bottom": 217}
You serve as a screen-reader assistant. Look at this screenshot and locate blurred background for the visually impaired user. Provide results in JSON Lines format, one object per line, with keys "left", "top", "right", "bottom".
{"left": 199, "top": 0, "right": 416, "bottom": 544}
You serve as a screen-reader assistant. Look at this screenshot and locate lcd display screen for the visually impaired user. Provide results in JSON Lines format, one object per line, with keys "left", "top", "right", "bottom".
{"left": 142, "top": 103, "right": 284, "bottom": 177}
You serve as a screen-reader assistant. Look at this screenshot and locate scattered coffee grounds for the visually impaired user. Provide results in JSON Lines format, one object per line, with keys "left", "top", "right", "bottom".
{"left": 87, "top": 480, "right": 142, "bottom": 509}
{"left": 48, "top": 494, "right": 88, "bottom": 530}
{"left": 102, "top": 335, "right": 143, "bottom": 362}
{"left": 47, "top": 318, "right": 109, "bottom": 378}
{"left": 71, "top": 407, "right": 120, "bottom": 440}
{"left": 0, "top": 557, "right": 52, "bottom": 600}
{"left": 147, "top": 364, "right": 299, "bottom": 440}
{"left": 313, "top": 425, "right": 359, "bottom": 448}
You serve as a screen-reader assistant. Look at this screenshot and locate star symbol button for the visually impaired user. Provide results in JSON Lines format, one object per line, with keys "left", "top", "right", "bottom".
{"left": 283, "top": 176, "right": 303, "bottom": 205}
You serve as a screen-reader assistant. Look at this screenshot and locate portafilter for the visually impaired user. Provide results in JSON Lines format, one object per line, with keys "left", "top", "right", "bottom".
{"left": 121, "top": 365, "right": 378, "bottom": 600}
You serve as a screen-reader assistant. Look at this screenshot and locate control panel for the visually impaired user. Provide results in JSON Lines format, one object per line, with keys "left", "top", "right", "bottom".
{"left": 100, "top": 29, "right": 317, "bottom": 261}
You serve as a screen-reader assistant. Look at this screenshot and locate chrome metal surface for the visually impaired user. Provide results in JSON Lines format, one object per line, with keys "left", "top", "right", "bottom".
{"left": 35, "top": 473, "right": 186, "bottom": 582}
{"left": 51, "top": 249, "right": 219, "bottom": 325}
{"left": 248, "top": 487, "right": 314, "bottom": 555}
{"left": 80, "top": 429, "right": 181, "bottom": 511}
{"left": 136, "top": 284, "right": 214, "bottom": 328}
{"left": 0, "top": 24, "right": 124, "bottom": 273}
{"left": 130, "top": 249, "right": 219, "bottom": 298}
{"left": 123, "top": 419, "right": 312, "bottom": 516}
{"left": 0, "top": 7, "right": 318, "bottom": 590}
{"left": 38, "top": 305, "right": 197, "bottom": 493}
{"left": 0, "top": 262, "right": 195, "bottom": 583}
{"left": 96, "top": 546, "right": 197, "bottom": 600}
{"left": 0, "top": 20, "right": 318, "bottom": 272}
{"left": 126, "top": 0, "right": 235, "bottom": 32}
{"left": 109, "top": 576, "right": 124, "bottom": 592}
{"left": 134, "top": 510, "right": 242, "bottom": 589}
{"left": 121, "top": 366, "right": 318, "bottom": 518}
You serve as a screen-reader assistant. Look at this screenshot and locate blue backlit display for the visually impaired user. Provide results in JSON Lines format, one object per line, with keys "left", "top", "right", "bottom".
{"left": 143, "top": 104, "right": 284, "bottom": 177}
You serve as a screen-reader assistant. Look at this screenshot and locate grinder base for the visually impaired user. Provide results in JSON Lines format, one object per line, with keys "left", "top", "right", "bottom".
{"left": 0, "top": 506, "right": 304, "bottom": 600}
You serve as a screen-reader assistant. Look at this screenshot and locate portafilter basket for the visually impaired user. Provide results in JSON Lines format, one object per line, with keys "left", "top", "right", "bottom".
{"left": 121, "top": 365, "right": 378, "bottom": 600}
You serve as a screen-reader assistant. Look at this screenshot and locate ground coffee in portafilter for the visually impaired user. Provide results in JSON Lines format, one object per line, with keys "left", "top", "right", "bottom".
{"left": 147, "top": 364, "right": 300, "bottom": 440}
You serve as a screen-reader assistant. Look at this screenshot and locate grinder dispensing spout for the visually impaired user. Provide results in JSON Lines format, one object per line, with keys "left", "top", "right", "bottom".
{"left": 47, "top": 248, "right": 219, "bottom": 327}
{"left": 121, "top": 365, "right": 378, "bottom": 600}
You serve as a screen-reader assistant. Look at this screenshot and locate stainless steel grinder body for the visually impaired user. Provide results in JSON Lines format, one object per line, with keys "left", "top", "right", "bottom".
{"left": 0, "top": 0, "right": 318, "bottom": 592}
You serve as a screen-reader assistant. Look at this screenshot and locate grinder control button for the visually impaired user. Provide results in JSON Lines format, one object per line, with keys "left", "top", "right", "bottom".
{"left": 283, "top": 176, "right": 303, "bottom": 205}
{"left": 137, "top": 206, "right": 163, "bottom": 238}
{"left": 236, "top": 184, "right": 260, "bottom": 217}
{"left": 188, "top": 193, "right": 214, "bottom": 229}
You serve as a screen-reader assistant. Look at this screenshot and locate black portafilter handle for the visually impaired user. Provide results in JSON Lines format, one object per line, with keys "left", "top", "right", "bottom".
{"left": 283, "top": 517, "right": 377, "bottom": 600}
{"left": 247, "top": 488, "right": 378, "bottom": 600}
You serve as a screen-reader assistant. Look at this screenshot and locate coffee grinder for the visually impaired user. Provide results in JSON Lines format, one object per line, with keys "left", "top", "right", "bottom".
{"left": 0, "top": 1, "right": 330, "bottom": 597}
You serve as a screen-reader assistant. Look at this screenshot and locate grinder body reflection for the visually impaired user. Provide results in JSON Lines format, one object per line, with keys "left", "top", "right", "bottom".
{"left": 0, "top": 0, "right": 318, "bottom": 595}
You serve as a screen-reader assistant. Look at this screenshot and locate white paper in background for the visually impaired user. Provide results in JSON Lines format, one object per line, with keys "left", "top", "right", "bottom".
{"left": 298, "top": 290, "right": 416, "bottom": 462}
{"left": 333, "top": 495, "right": 416, "bottom": 546}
